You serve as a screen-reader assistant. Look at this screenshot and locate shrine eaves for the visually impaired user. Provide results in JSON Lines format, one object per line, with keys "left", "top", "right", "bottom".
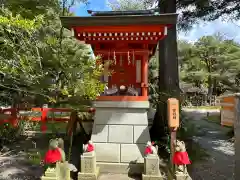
{"left": 60, "top": 9, "right": 177, "bottom": 101}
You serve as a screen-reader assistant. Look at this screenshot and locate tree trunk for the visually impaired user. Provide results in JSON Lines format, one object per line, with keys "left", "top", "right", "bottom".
{"left": 207, "top": 75, "right": 213, "bottom": 105}
{"left": 150, "top": 0, "right": 179, "bottom": 141}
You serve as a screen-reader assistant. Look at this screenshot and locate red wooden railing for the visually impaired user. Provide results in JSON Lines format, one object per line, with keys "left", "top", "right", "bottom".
{"left": 0, "top": 107, "right": 95, "bottom": 130}
{"left": 0, "top": 108, "right": 18, "bottom": 127}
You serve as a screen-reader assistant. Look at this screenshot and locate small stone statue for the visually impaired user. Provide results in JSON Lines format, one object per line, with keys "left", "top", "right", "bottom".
{"left": 44, "top": 138, "right": 77, "bottom": 172}
{"left": 83, "top": 140, "right": 95, "bottom": 152}
{"left": 127, "top": 86, "right": 138, "bottom": 96}
{"left": 173, "top": 140, "right": 191, "bottom": 174}
{"left": 144, "top": 141, "right": 158, "bottom": 156}
{"left": 44, "top": 139, "right": 62, "bottom": 166}
{"left": 57, "top": 138, "right": 65, "bottom": 162}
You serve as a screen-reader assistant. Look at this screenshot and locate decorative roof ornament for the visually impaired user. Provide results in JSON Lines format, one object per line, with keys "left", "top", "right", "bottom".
{"left": 87, "top": 9, "right": 160, "bottom": 17}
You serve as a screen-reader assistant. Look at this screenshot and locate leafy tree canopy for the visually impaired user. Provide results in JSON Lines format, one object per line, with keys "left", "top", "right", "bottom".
{"left": 179, "top": 35, "right": 240, "bottom": 95}
{"left": 0, "top": 1, "right": 104, "bottom": 108}
{"left": 107, "top": 0, "right": 240, "bottom": 29}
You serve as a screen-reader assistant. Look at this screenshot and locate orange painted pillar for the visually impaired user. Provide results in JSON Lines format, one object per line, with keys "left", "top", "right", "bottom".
{"left": 11, "top": 108, "right": 18, "bottom": 127}
{"left": 141, "top": 53, "right": 148, "bottom": 97}
{"left": 40, "top": 108, "right": 48, "bottom": 132}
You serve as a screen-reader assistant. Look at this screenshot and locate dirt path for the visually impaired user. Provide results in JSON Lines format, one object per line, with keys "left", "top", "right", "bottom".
{"left": 185, "top": 110, "right": 234, "bottom": 180}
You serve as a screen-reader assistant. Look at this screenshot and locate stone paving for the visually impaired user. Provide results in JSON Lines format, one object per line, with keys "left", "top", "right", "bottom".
{"left": 98, "top": 174, "right": 140, "bottom": 180}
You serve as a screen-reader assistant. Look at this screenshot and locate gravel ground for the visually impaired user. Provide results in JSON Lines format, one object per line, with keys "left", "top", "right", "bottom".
{"left": 0, "top": 155, "right": 42, "bottom": 180}
{"left": 184, "top": 110, "right": 234, "bottom": 180}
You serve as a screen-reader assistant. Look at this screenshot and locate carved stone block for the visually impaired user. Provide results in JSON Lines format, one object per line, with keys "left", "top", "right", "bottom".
{"left": 142, "top": 155, "right": 163, "bottom": 180}
{"left": 78, "top": 167, "right": 100, "bottom": 180}
{"left": 41, "top": 162, "right": 71, "bottom": 180}
{"left": 42, "top": 168, "right": 57, "bottom": 180}
{"left": 144, "top": 155, "right": 161, "bottom": 176}
{"left": 175, "top": 174, "right": 192, "bottom": 180}
{"left": 142, "top": 174, "right": 163, "bottom": 180}
{"left": 81, "top": 151, "right": 97, "bottom": 173}
{"left": 41, "top": 177, "right": 57, "bottom": 180}
{"left": 58, "top": 162, "right": 71, "bottom": 180}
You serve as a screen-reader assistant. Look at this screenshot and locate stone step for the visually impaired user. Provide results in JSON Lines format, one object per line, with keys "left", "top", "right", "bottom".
{"left": 98, "top": 173, "right": 141, "bottom": 180}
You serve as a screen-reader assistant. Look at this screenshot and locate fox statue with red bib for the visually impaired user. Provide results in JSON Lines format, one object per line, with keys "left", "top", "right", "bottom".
{"left": 173, "top": 140, "right": 191, "bottom": 174}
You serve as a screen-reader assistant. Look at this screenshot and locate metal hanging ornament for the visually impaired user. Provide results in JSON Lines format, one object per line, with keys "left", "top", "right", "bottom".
{"left": 128, "top": 51, "right": 131, "bottom": 65}
{"left": 114, "top": 51, "right": 116, "bottom": 65}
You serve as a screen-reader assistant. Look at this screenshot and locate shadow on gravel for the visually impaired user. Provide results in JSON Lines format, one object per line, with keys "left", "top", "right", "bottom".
{"left": 187, "top": 117, "right": 234, "bottom": 180}
{"left": 0, "top": 156, "right": 43, "bottom": 180}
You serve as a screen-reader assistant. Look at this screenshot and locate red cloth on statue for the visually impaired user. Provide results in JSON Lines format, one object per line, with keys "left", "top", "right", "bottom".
{"left": 44, "top": 149, "right": 62, "bottom": 164}
{"left": 144, "top": 146, "right": 152, "bottom": 155}
{"left": 87, "top": 144, "right": 94, "bottom": 152}
{"left": 173, "top": 151, "right": 191, "bottom": 165}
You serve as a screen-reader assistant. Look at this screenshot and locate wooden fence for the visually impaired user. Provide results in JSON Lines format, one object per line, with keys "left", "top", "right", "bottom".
{"left": 182, "top": 95, "right": 220, "bottom": 107}
{"left": 0, "top": 107, "right": 95, "bottom": 129}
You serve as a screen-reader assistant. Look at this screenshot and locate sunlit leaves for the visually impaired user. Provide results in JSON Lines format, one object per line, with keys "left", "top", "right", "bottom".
{"left": 0, "top": 6, "right": 104, "bottom": 107}
{"left": 179, "top": 35, "right": 240, "bottom": 93}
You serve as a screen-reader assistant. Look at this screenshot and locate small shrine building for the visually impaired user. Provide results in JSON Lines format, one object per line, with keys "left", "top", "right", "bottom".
{"left": 61, "top": 9, "right": 177, "bottom": 174}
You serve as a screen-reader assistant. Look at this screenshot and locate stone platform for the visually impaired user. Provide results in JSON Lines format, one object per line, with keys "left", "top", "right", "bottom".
{"left": 91, "top": 101, "right": 150, "bottom": 174}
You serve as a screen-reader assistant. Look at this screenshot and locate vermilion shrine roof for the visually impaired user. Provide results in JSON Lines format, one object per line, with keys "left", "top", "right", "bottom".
{"left": 61, "top": 10, "right": 177, "bottom": 28}
{"left": 60, "top": 10, "right": 178, "bottom": 57}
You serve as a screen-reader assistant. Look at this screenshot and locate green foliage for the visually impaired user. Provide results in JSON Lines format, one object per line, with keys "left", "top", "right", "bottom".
{"left": 3, "top": 0, "right": 61, "bottom": 19}
{"left": 107, "top": 0, "right": 240, "bottom": 30}
{"left": 177, "top": 113, "right": 197, "bottom": 140}
{"left": 0, "top": 2, "right": 104, "bottom": 108}
{"left": 179, "top": 35, "right": 240, "bottom": 94}
{"left": 0, "top": 120, "right": 29, "bottom": 144}
{"left": 107, "top": 0, "right": 151, "bottom": 10}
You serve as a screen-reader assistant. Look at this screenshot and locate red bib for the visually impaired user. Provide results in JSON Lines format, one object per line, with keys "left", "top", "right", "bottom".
{"left": 87, "top": 144, "right": 94, "bottom": 152}
{"left": 144, "top": 146, "right": 152, "bottom": 155}
{"left": 173, "top": 151, "right": 191, "bottom": 165}
{"left": 44, "top": 149, "right": 61, "bottom": 164}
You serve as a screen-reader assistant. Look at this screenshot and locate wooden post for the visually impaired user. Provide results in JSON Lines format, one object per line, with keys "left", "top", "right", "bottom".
{"left": 41, "top": 108, "right": 48, "bottom": 132}
{"left": 235, "top": 94, "right": 240, "bottom": 180}
{"left": 141, "top": 47, "right": 148, "bottom": 97}
{"left": 170, "top": 131, "right": 176, "bottom": 167}
{"left": 167, "top": 98, "right": 179, "bottom": 170}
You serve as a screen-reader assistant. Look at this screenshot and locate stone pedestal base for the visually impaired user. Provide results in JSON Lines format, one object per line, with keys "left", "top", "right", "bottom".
{"left": 142, "top": 155, "right": 163, "bottom": 180}
{"left": 175, "top": 173, "right": 192, "bottom": 180}
{"left": 97, "top": 162, "right": 143, "bottom": 174}
{"left": 41, "top": 162, "right": 71, "bottom": 180}
{"left": 80, "top": 152, "right": 97, "bottom": 173}
{"left": 91, "top": 101, "right": 150, "bottom": 174}
{"left": 79, "top": 151, "right": 100, "bottom": 180}
{"left": 78, "top": 167, "right": 100, "bottom": 180}
{"left": 142, "top": 174, "right": 163, "bottom": 180}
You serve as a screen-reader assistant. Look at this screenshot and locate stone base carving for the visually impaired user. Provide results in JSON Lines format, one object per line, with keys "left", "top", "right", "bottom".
{"left": 142, "top": 174, "right": 163, "bottom": 180}
{"left": 78, "top": 151, "right": 100, "bottom": 180}
{"left": 78, "top": 167, "right": 100, "bottom": 180}
{"left": 41, "top": 162, "right": 71, "bottom": 180}
{"left": 142, "top": 155, "right": 163, "bottom": 180}
{"left": 80, "top": 151, "right": 97, "bottom": 173}
{"left": 175, "top": 173, "right": 192, "bottom": 180}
